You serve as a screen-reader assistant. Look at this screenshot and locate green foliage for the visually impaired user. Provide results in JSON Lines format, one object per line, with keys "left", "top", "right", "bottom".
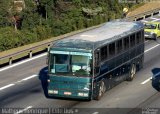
{"left": 0, "top": 0, "right": 140, "bottom": 52}
{"left": 0, "top": 27, "right": 37, "bottom": 51}
{"left": 0, "top": 0, "right": 11, "bottom": 27}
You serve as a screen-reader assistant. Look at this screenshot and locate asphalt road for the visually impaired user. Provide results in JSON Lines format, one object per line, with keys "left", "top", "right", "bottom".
{"left": 1, "top": 17, "right": 160, "bottom": 114}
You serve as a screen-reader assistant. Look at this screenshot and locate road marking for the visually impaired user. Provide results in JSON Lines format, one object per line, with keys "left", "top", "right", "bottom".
{"left": 17, "top": 75, "right": 38, "bottom": 83}
{"left": 140, "top": 44, "right": 160, "bottom": 85}
{"left": 21, "top": 75, "right": 38, "bottom": 81}
{"left": 0, "top": 74, "right": 38, "bottom": 90}
{"left": 144, "top": 44, "right": 160, "bottom": 53}
{"left": 0, "top": 53, "right": 47, "bottom": 72}
{"left": 14, "top": 106, "right": 32, "bottom": 114}
{"left": 141, "top": 20, "right": 148, "bottom": 23}
{"left": 0, "top": 84, "right": 15, "bottom": 91}
{"left": 92, "top": 112, "right": 99, "bottom": 114}
{"left": 141, "top": 77, "right": 152, "bottom": 85}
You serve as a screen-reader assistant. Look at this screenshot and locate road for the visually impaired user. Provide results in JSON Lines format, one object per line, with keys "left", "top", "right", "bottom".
{"left": 0, "top": 17, "right": 160, "bottom": 114}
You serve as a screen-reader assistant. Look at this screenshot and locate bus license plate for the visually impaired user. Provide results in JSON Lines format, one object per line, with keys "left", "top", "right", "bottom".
{"left": 64, "top": 92, "right": 71, "bottom": 95}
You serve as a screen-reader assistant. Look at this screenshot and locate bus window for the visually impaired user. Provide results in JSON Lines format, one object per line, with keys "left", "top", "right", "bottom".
{"left": 141, "top": 30, "right": 144, "bottom": 42}
{"left": 95, "top": 50, "right": 100, "bottom": 74}
{"left": 71, "top": 55, "right": 91, "bottom": 75}
{"left": 109, "top": 43, "right": 115, "bottom": 58}
{"left": 49, "top": 54, "right": 69, "bottom": 73}
{"left": 95, "top": 50, "right": 100, "bottom": 66}
{"left": 55, "top": 54, "right": 69, "bottom": 64}
{"left": 124, "top": 37, "right": 129, "bottom": 50}
{"left": 130, "top": 34, "right": 135, "bottom": 47}
{"left": 136, "top": 32, "right": 141, "bottom": 44}
{"left": 101, "top": 45, "right": 108, "bottom": 61}
{"left": 116, "top": 39, "right": 122, "bottom": 54}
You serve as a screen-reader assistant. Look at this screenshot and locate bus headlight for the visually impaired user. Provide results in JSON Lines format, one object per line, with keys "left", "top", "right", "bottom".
{"left": 48, "top": 90, "right": 58, "bottom": 94}
{"left": 83, "top": 93, "right": 89, "bottom": 97}
{"left": 78, "top": 93, "right": 83, "bottom": 96}
{"left": 78, "top": 93, "right": 88, "bottom": 97}
{"left": 53, "top": 90, "right": 58, "bottom": 94}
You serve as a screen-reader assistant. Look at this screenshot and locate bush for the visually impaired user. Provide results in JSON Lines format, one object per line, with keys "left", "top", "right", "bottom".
{"left": 0, "top": 27, "right": 37, "bottom": 52}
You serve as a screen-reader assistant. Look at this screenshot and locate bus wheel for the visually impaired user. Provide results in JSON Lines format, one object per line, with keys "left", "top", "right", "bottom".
{"left": 127, "top": 64, "right": 136, "bottom": 81}
{"left": 95, "top": 81, "right": 106, "bottom": 100}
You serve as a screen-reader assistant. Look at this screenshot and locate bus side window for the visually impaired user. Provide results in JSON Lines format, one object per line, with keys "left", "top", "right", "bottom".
{"left": 116, "top": 39, "right": 122, "bottom": 54}
{"left": 136, "top": 32, "right": 141, "bottom": 44}
{"left": 109, "top": 42, "right": 115, "bottom": 58}
{"left": 141, "top": 30, "right": 144, "bottom": 42}
{"left": 94, "top": 50, "right": 100, "bottom": 75}
{"left": 124, "top": 37, "right": 129, "bottom": 50}
{"left": 130, "top": 34, "right": 135, "bottom": 47}
{"left": 95, "top": 50, "right": 100, "bottom": 66}
{"left": 101, "top": 45, "right": 108, "bottom": 61}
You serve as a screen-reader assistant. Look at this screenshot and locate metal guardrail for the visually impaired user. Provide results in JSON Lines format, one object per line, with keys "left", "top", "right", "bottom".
{"left": 0, "top": 24, "right": 102, "bottom": 66}
{"left": 0, "top": 7, "right": 160, "bottom": 67}
{"left": 127, "top": 8, "right": 160, "bottom": 21}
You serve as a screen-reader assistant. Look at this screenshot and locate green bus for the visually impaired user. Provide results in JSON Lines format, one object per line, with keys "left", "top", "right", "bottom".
{"left": 43, "top": 20, "right": 144, "bottom": 100}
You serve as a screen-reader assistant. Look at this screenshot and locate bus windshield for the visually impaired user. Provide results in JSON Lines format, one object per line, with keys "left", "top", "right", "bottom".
{"left": 49, "top": 52, "right": 92, "bottom": 76}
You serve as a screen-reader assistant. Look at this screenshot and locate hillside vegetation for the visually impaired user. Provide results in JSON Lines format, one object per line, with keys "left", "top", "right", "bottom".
{"left": 0, "top": 0, "right": 138, "bottom": 52}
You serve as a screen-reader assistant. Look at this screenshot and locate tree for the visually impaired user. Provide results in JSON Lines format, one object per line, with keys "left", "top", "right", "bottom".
{"left": 0, "top": 0, "right": 11, "bottom": 27}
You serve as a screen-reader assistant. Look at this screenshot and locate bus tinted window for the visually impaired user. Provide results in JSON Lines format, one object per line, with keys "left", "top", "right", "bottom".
{"left": 109, "top": 43, "right": 115, "bottom": 57}
{"left": 116, "top": 39, "right": 122, "bottom": 54}
{"left": 55, "top": 54, "right": 69, "bottom": 64}
{"left": 141, "top": 30, "right": 144, "bottom": 41}
{"left": 95, "top": 51, "right": 100, "bottom": 66}
{"left": 136, "top": 32, "right": 141, "bottom": 44}
{"left": 130, "top": 34, "right": 135, "bottom": 47}
{"left": 124, "top": 37, "right": 129, "bottom": 50}
{"left": 101, "top": 45, "right": 108, "bottom": 61}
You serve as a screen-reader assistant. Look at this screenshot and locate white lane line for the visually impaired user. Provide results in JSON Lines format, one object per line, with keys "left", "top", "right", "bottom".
{"left": 92, "top": 112, "right": 99, "bottom": 114}
{"left": 141, "top": 77, "right": 152, "bottom": 85}
{"left": 16, "top": 74, "right": 38, "bottom": 83}
{"left": 0, "top": 84, "right": 15, "bottom": 91}
{"left": 21, "top": 74, "right": 38, "bottom": 81}
{"left": 144, "top": 44, "right": 160, "bottom": 53}
{"left": 0, "top": 74, "right": 38, "bottom": 90}
{"left": 140, "top": 44, "right": 160, "bottom": 85}
{"left": 0, "top": 53, "right": 47, "bottom": 72}
{"left": 14, "top": 106, "right": 32, "bottom": 114}
{"left": 141, "top": 20, "right": 148, "bottom": 23}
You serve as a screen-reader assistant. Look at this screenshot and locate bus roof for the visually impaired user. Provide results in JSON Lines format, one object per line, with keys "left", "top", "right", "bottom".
{"left": 52, "top": 20, "right": 144, "bottom": 50}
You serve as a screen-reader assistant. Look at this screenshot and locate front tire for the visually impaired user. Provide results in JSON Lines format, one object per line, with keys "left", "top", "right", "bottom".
{"left": 153, "top": 34, "right": 157, "bottom": 40}
{"left": 95, "top": 80, "right": 106, "bottom": 100}
{"left": 127, "top": 64, "right": 136, "bottom": 81}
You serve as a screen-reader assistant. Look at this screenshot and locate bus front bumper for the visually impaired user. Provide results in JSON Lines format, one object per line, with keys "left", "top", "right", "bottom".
{"left": 47, "top": 89, "right": 91, "bottom": 99}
